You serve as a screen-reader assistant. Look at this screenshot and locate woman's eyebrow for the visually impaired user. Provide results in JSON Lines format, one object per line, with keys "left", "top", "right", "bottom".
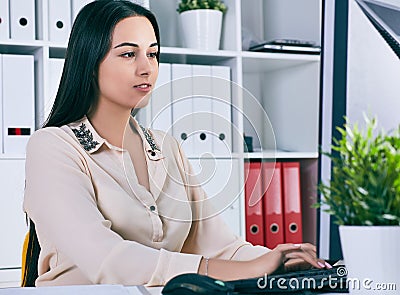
{"left": 113, "top": 42, "right": 158, "bottom": 49}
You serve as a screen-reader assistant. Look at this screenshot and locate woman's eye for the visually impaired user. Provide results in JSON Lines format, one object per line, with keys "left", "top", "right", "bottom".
{"left": 121, "top": 52, "right": 135, "bottom": 58}
{"left": 148, "top": 52, "right": 158, "bottom": 58}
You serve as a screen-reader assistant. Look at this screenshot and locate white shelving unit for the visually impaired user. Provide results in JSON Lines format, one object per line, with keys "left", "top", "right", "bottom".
{"left": 0, "top": 0, "right": 321, "bottom": 286}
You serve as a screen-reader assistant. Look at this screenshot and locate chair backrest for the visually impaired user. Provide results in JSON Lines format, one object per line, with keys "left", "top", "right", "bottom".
{"left": 21, "top": 219, "right": 40, "bottom": 287}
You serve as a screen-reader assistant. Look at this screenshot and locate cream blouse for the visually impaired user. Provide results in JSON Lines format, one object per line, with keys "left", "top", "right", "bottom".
{"left": 23, "top": 116, "right": 269, "bottom": 287}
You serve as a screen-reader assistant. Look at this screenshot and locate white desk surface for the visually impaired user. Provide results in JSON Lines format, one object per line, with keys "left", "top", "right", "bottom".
{"left": 0, "top": 285, "right": 348, "bottom": 294}
{"left": 0, "top": 285, "right": 163, "bottom": 295}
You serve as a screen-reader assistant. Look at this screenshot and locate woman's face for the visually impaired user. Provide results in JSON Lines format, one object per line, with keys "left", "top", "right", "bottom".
{"left": 97, "top": 16, "right": 159, "bottom": 111}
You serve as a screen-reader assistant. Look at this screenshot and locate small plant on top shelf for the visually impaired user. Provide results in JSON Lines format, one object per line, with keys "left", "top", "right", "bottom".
{"left": 177, "top": 0, "right": 227, "bottom": 14}
{"left": 177, "top": 0, "right": 227, "bottom": 50}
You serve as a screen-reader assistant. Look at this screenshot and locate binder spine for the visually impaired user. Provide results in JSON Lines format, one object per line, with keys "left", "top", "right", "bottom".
{"left": 244, "top": 161, "right": 264, "bottom": 246}
{"left": 282, "top": 162, "right": 303, "bottom": 244}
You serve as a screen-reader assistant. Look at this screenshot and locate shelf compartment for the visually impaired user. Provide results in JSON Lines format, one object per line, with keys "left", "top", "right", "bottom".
{"left": 242, "top": 52, "right": 319, "bottom": 73}
{"left": 0, "top": 41, "right": 45, "bottom": 54}
{"left": 241, "top": 0, "right": 321, "bottom": 52}
{"left": 242, "top": 57, "right": 320, "bottom": 154}
{"left": 49, "top": 46, "right": 67, "bottom": 59}
{"left": 150, "top": 0, "right": 239, "bottom": 51}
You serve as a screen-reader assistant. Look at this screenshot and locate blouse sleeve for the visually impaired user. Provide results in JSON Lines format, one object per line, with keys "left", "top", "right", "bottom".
{"left": 175, "top": 140, "right": 271, "bottom": 261}
{"left": 23, "top": 129, "right": 201, "bottom": 286}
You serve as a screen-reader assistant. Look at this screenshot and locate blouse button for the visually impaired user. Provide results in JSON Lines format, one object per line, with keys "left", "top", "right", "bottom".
{"left": 151, "top": 151, "right": 156, "bottom": 157}
{"left": 150, "top": 205, "right": 156, "bottom": 211}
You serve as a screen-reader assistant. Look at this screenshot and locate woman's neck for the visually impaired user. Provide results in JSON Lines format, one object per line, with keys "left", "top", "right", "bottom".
{"left": 87, "top": 105, "right": 133, "bottom": 149}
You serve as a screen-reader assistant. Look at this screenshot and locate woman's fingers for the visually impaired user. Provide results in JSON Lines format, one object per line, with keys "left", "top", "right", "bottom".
{"left": 266, "top": 243, "right": 333, "bottom": 276}
{"left": 297, "top": 243, "right": 317, "bottom": 260}
{"left": 274, "top": 243, "right": 325, "bottom": 270}
{"left": 301, "top": 243, "right": 317, "bottom": 253}
{"left": 281, "top": 243, "right": 316, "bottom": 256}
{"left": 274, "top": 243, "right": 302, "bottom": 253}
{"left": 284, "top": 251, "right": 324, "bottom": 269}
{"left": 256, "top": 243, "right": 332, "bottom": 277}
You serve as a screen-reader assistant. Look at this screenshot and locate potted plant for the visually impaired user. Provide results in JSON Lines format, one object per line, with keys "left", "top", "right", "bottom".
{"left": 177, "top": 0, "right": 228, "bottom": 51}
{"left": 318, "top": 116, "right": 400, "bottom": 294}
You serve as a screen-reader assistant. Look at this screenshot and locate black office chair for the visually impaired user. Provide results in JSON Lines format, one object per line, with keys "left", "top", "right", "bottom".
{"left": 21, "top": 219, "right": 40, "bottom": 287}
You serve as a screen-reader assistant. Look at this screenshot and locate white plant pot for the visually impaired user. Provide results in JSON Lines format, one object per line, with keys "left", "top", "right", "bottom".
{"left": 339, "top": 226, "right": 400, "bottom": 294}
{"left": 179, "top": 9, "right": 223, "bottom": 51}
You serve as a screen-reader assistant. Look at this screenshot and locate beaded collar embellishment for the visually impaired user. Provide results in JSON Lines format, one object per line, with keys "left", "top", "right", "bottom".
{"left": 72, "top": 123, "right": 99, "bottom": 151}
{"left": 72, "top": 123, "right": 160, "bottom": 152}
{"left": 139, "top": 124, "right": 160, "bottom": 152}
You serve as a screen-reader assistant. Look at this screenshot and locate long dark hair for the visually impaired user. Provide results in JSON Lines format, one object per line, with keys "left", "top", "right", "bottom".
{"left": 22, "top": 0, "right": 160, "bottom": 287}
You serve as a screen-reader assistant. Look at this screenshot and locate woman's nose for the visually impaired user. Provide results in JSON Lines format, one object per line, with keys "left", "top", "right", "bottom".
{"left": 136, "top": 54, "right": 152, "bottom": 76}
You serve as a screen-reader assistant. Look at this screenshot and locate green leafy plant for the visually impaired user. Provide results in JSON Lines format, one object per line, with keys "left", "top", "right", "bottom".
{"left": 177, "top": 0, "right": 228, "bottom": 14}
{"left": 318, "top": 116, "right": 400, "bottom": 226}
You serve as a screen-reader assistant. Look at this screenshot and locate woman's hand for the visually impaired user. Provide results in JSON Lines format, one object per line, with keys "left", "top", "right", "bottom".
{"left": 253, "top": 243, "right": 332, "bottom": 276}
{"left": 198, "top": 243, "right": 332, "bottom": 281}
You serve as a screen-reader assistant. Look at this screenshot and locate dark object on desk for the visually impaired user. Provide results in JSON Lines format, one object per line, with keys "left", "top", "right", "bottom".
{"left": 249, "top": 39, "right": 321, "bottom": 54}
{"left": 162, "top": 273, "right": 234, "bottom": 294}
{"left": 162, "top": 266, "right": 349, "bottom": 294}
{"left": 244, "top": 135, "right": 253, "bottom": 152}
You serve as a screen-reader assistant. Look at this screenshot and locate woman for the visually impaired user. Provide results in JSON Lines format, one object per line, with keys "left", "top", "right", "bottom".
{"left": 23, "top": 0, "right": 330, "bottom": 287}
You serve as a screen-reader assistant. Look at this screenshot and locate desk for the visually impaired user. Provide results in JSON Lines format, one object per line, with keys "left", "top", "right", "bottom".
{"left": 0, "top": 285, "right": 349, "bottom": 294}
{"left": 0, "top": 285, "right": 163, "bottom": 294}
{"left": 128, "top": 286, "right": 163, "bottom": 295}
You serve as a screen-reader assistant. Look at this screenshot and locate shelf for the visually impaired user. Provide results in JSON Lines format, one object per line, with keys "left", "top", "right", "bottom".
{"left": 242, "top": 51, "right": 320, "bottom": 73}
{"left": 162, "top": 47, "right": 237, "bottom": 57}
{"left": 159, "top": 47, "right": 238, "bottom": 64}
{"left": 49, "top": 46, "right": 67, "bottom": 58}
{"left": 0, "top": 39, "right": 46, "bottom": 46}
{"left": 0, "top": 40, "right": 45, "bottom": 54}
{"left": 244, "top": 150, "right": 318, "bottom": 159}
{"left": 0, "top": 155, "right": 26, "bottom": 160}
{"left": 0, "top": 268, "right": 21, "bottom": 288}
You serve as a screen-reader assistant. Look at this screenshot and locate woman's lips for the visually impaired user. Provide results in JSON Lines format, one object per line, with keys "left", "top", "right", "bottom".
{"left": 134, "top": 83, "right": 152, "bottom": 92}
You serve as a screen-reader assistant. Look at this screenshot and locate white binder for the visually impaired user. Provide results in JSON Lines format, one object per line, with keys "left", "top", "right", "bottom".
{"left": 9, "top": 0, "right": 35, "bottom": 40}
{"left": 151, "top": 63, "right": 172, "bottom": 133}
{"left": 48, "top": 0, "right": 71, "bottom": 44}
{"left": 0, "top": 159, "right": 26, "bottom": 269}
{"left": 192, "top": 65, "right": 213, "bottom": 156}
{"left": 211, "top": 65, "right": 232, "bottom": 156}
{"left": 46, "top": 58, "right": 65, "bottom": 122}
{"left": 189, "top": 158, "right": 241, "bottom": 237}
{"left": 0, "top": 0, "right": 10, "bottom": 40}
{"left": 2, "top": 54, "right": 35, "bottom": 155}
{"left": 171, "top": 64, "right": 194, "bottom": 157}
{"left": 71, "top": 0, "right": 93, "bottom": 22}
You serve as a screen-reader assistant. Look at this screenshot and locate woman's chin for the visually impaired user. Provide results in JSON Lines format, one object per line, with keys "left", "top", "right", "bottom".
{"left": 134, "top": 94, "right": 151, "bottom": 108}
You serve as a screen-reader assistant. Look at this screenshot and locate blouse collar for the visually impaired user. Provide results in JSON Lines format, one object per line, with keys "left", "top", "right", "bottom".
{"left": 68, "top": 116, "right": 163, "bottom": 160}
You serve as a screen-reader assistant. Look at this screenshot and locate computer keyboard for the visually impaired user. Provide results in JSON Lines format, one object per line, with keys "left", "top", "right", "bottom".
{"left": 162, "top": 266, "right": 349, "bottom": 294}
